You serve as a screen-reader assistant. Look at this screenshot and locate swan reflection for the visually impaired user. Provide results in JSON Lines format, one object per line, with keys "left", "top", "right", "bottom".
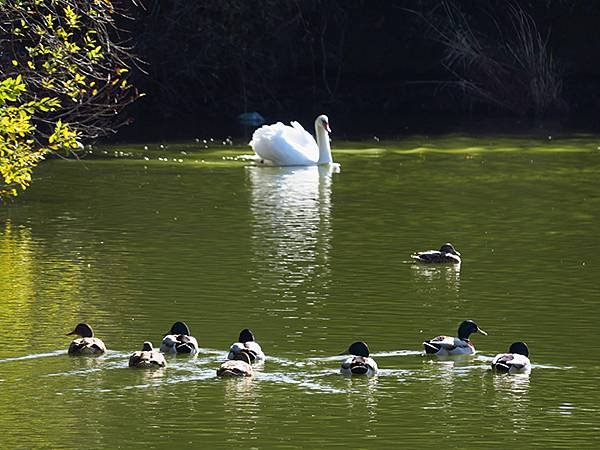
{"left": 247, "top": 165, "right": 336, "bottom": 311}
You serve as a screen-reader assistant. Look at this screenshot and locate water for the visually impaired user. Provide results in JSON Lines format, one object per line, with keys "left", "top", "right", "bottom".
{"left": 1, "top": 135, "right": 599, "bottom": 448}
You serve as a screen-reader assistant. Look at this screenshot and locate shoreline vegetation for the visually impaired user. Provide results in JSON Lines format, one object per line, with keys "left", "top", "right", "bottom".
{"left": 67, "top": 134, "right": 600, "bottom": 166}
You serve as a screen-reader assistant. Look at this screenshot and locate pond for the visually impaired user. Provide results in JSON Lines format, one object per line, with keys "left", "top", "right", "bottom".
{"left": 1, "top": 135, "right": 599, "bottom": 448}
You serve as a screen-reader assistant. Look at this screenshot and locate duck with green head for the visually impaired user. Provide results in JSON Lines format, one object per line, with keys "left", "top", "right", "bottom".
{"left": 159, "top": 321, "right": 199, "bottom": 355}
{"left": 227, "top": 328, "right": 265, "bottom": 363}
{"left": 67, "top": 323, "right": 106, "bottom": 355}
{"left": 491, "top": 341, "right": 531, "bottom": 374}
{"left": 340, "top": 341, "right": 378, "bottom": 376}
{"left": 423, "top": 320, "right": 487, "bottom": 355}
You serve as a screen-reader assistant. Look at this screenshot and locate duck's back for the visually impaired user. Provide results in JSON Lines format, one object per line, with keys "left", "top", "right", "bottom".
{"left": 68, "top": 337, "right": 106, "bottom": 355}
{"left": 491, "top": 353, "right": 531, "bottom": 373}
{"left": 424, "top": 335, "right": 473, "bottom": 354}
{"left": 250, "top": 121, "right": 319, "bottom": 166}
{"left": 217, "top": 359, "right": 253, "bottom": 377}
{"left": 129, "top": 350, "right": 167, "bottom": 368}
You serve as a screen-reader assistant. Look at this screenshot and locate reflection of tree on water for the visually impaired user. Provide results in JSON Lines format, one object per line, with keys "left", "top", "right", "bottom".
{"left": 246, "top": 165, "right": 336, "bottom": 325}
{"left": 0, "top": 220, "right": 101, "bottom": 356}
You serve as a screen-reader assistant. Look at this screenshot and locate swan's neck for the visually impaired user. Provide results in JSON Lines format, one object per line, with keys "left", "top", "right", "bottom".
{"left": 315, "top": 126, "right": 333, "bottom": 164}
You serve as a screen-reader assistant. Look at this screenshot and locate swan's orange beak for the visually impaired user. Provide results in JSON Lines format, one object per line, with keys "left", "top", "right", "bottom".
{"left": 324, "top": 122, "right": 331, "bottom": 133}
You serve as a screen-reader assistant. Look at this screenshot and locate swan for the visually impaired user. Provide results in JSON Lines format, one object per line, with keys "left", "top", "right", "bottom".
{"left": 248, "top": 115, "right": 335, "bottom": 166}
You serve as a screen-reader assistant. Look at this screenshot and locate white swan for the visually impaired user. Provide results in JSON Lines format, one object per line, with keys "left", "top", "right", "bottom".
{"left": 248, "top": 115, "right": 334, "bottom": 166}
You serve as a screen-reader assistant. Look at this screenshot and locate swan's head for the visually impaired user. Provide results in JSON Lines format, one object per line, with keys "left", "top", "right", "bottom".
{"left": 315, "top": 114, "right": 331, "bottom": 133}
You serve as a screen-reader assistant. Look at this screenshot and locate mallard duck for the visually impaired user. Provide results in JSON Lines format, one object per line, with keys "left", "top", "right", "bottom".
{"left": 159, "top": 321, "right": 199, "bottom": 355}
{"left": 491, "top": 341, "right": 531, "bottom": 374}
{"left": 340, "top": 341, "right": 378, "bottom": 376}
{"left": 217, "top": 352, "right": 253, "bottom": 377}
{"left": 423, "top": 320, "right": 487, "bottom": 355}
{"left": 66, "top": 323, "right": 106, "bottom": 355}
{"left": 411, "top": 243, "right": 461, "bottom": 264}
{"left": 227, "top": 328, "right": 265, "bottom": 363}
{"left": 129, "top": 341, "right": 167, "bottom": 368}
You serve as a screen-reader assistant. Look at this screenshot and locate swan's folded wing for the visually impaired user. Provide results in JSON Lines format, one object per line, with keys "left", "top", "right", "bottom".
{"left": 288, "top": 121, "right": 315, "bottom": 146}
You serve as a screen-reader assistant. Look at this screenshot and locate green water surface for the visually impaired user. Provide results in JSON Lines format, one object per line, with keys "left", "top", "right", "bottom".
{"left": 1, "top": 135, "right": 599, "bottom": 448}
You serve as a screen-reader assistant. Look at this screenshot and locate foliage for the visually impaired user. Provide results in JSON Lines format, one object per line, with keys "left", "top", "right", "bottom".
{"left": 421, "top": 1, "right": 565, "bottom": 116}
{"left": 131, "top": 0, "right": 349, "bottom": 118}
{"left": 0, "top": 0, "right": 139, "bottom": 200}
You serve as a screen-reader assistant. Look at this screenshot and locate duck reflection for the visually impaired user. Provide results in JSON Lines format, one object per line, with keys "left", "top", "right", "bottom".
{"left": 488, "top": 371, "right": 531, "bottom": 429}
{"left": 343, "top": 375, "right": 379, "bottom": 430}
{"left": 410, "top": 262, "right": 461, "bottom": 293}
{"left": 247, "top": 165, "right": 336, "bottom": 311}
{"left": 222, "top": 377, "right": 261, "bottom": 443}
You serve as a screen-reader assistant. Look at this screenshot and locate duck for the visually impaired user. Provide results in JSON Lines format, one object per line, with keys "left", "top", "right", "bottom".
{"left": 159, "top": 321, "right": 199, "bottom": 355}
{"left": 66, "top": 323, "right": 106, "bottom": 355}
{"left": 249, "top": 114, "right": 335, "bottom": 166}
{"left": 423, "top": 320, "right": 487, "bottom": 355}
{"left": 491, "top": 341, "right": 531, "bottom": 374}
{"left": 217, "top": 352, "right": 253, "bottom": 377}
{"left": 340, "top": 341, "right": 378, "bottom": 376}
{"left": 129, "top": 341, "right": 167, "bottom": 368}
{"left": 227, "top": 328, "right": 265, "bottom": 363}
{"left": 411, "top": 243, "right": 461, "bottom": 264}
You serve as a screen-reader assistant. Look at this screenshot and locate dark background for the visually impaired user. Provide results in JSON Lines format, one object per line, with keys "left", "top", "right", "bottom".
{"left": 118, "top": 0, "right": 600, "bottom": 140}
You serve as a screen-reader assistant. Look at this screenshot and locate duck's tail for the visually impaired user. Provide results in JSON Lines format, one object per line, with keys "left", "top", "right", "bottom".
{"left": 423, "top": 341, "right": 441, "bottom": 354}
{"left": 492, "top": 361, "right": 511, "bottom": 373}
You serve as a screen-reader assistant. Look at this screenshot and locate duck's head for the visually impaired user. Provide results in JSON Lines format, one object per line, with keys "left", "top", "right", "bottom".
{"left": 509, "top": 341, "right": 529, "bottom": 357}
{"left": 238, "top": 328, "right": 255, "bottom": 343}
{"left": 168, "top": 321, "right": 191, "bottom": 336}
{"left": 345, "top": 341, "right": 370, "bottom": 357}
{"left": 66, "top": 323, "right": 94, "bottom": 338}
{"left": 457, "top": 320, "right": 487, "bottom": 340}
{"left": 233, "top": 352, "right": 252, "bottom": 364}
{"left": 440, "top": 243, "right": 460, "bottom": 256}
{"left": 315, "top": 115, "right": 331, "bottom": 133}
{"left": 141, "top": 341, "right": 154, "bottom": 352}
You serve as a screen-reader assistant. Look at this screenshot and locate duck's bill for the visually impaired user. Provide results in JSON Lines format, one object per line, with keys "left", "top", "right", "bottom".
{"left": 66, "top": 330, "right": 76, "bottom": 336}
{"left": 338, "top": 350, "right": 349, "bottom": 356}
{"left": 478, "top": 328, "right": 488, "bottom": 335}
